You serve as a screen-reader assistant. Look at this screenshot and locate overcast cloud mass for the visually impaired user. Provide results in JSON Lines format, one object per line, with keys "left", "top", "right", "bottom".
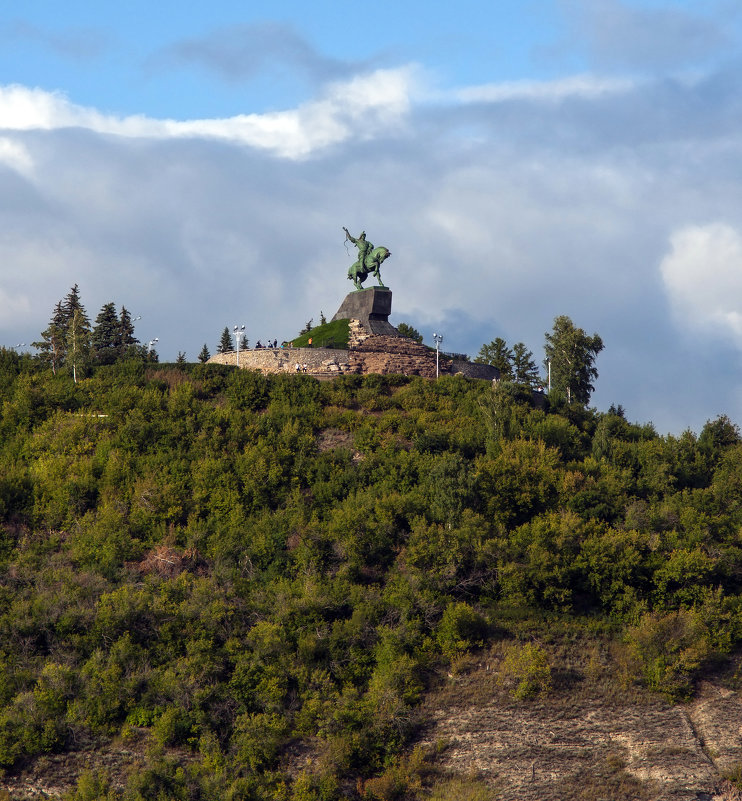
{"left": 1, "top": 0, "right": 742, "bottom": 434}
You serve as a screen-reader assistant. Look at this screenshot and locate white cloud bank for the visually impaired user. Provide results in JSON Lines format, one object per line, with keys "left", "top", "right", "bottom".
{"left": 0, "top": 69, "right": 416, "bottom": 158}
{"left": 453, "top": 74, "right": 634, "bottom": 104}
{"left": 3, "top": 56, "right": 742, "bottom": 434}
{"left": 660, "top": 222, "right": 742, "bottom": 344}
{"left": 0, "top": 136, "right": 32, "bottom": 173}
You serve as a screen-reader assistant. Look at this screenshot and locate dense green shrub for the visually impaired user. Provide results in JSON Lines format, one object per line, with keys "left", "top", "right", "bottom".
{"left": 498, "top": 641, "right": 553, "bottom": 700}
{"left": 0, "top": 359, "right": 741, "bottom": 797}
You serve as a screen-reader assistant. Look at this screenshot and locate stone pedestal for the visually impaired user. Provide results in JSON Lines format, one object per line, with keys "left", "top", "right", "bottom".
{"left": 331, "top": 287, "right": 401, "bottom": 337}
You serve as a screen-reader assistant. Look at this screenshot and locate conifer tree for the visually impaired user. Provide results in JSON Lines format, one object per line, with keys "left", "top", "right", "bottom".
{"left": 397, "top": 322, "right": 423, "bottom": 343}
{"left": 198, "top": 344, "right": 211, "bottom": 363}
{"left": 475, "top": 337, "right": 514, "bottom": 380}
{"left": 91, "top": 302, "right": 120, "bottom": 364}
{"left": 61, "top": 284, "right": 88, "bottom": 329}
{"left": 176, "top": 351, "right": 186, "bottom": 364}
{"left": 36, "top": 285, "right": 91, "bottom": 379}
{"left": 511, "top": 342, "right": 540, "bottom": 387}
{"left": 217, "top": 327, "right": 232, "bottom": 354}
{"left": 118, "top": 307, "right": 139, "bottom": 350}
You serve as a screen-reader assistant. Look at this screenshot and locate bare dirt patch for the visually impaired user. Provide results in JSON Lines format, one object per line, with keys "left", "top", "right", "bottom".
{"left": 417, "top": 649, "right": 742, "bottom": 800}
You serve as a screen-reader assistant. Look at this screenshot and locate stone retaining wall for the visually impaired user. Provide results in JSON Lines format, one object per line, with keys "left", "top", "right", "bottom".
{"left": 209, "top": 348, "right": 356, "bottom": 374}
{"left": 208, "top": 336, "right": 492, "bottom": 382}
{"left": 349, "top": 335, "right": 444, "bottom": 379}
{"left": 208, "top": 337, "right": 450, "bottom": 379}
{"left": 209, "top": 289, "right": 494, "bottom": 382}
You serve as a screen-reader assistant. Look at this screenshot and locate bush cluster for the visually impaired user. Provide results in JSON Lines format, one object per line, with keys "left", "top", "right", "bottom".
{"left": 0, "top": 353, "right": 741, "bottom": 798}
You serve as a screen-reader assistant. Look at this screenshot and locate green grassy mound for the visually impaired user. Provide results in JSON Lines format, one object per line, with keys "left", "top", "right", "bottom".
{"left": 290, "top": 318, "right": 350, "bottom": 349}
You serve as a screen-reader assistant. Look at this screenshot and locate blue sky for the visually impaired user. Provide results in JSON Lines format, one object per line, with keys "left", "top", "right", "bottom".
{"left": 1, "top": 1, "right": 574, "bottom": 115}
{"left": 2, "top": 0, "right": 742, "bottom": 433}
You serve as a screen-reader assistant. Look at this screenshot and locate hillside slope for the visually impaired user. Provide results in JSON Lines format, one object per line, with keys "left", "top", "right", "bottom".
{"left": 1, "top": 353, "right": 742, "bottom": 799}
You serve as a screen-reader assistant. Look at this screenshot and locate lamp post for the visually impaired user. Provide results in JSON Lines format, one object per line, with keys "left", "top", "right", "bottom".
{"left": 432, "top": 332, "right": 443, "bottom": 379}
{"left": 233, "top": 325, "right": 246, "bottom": 367}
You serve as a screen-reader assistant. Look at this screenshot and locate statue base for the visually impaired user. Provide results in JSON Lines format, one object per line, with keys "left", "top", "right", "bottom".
{"left": 331, "top": 287, "right": 401, "bottom": 337}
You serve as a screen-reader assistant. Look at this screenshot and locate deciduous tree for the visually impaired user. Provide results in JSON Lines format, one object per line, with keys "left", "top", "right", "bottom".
{"left": 56, "top": 285, "right": 91, "bottom": 382}
{"left": 544, "top": 315, "right": 603, "bottom": 404}
{"left": 33, "top": 302, "right": 67, "bottom": 374}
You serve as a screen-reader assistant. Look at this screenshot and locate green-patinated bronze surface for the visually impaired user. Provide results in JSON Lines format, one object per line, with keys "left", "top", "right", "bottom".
{"left": 343, "top": 227, "right": 391, "bottom": 290}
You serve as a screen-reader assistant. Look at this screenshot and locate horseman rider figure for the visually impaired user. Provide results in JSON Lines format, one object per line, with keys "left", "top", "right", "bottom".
{"left": 343, "top": 226, "right": 391, "bottom": 290}
{"left": 344, "top": 227, "right": 372, "bottom": 271}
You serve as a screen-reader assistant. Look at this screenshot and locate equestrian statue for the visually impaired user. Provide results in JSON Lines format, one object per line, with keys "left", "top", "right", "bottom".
{"left": 343, "top": 227, "right": 391, "bottom": 290}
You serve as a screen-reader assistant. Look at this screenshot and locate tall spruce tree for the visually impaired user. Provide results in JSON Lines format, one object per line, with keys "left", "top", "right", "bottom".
{"left": 217, "top": 327, "right": 232, "bottom": 354}
{"left": 91, "top": 302, "right": 120, "bottom": 364}
{"left": 118, "top": 307, "right": 139, "bottom": 351}
{"left": 60, "top": 285, "right": 87, "bottom": 328}
{"left": 544, "top": 315, "right": 603, "bottom": 404}
{"left": 511, "top": 342, "right": 540, "bottom": 387}
{"left": 475, "top": 337, "right": 514, "bottom": 380}
{"left": 397, "top": 322, "right": 423, "bottom": 343}
{"left": 198, "top": 343, "right": 211, "bottom": 363}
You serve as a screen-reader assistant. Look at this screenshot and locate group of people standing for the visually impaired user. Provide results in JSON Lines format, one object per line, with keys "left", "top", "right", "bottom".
{"left": 255, "top": 340, "right": 279, "bottom": 349}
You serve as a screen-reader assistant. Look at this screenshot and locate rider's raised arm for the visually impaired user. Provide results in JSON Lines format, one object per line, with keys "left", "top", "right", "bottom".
{"left": 343, "top": 226, "right": 357, "bottom": 244}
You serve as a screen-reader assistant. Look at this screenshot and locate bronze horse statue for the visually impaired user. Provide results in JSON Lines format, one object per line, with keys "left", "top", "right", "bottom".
{"left": 343, "top": 227, "right": 391, "bottom": 290}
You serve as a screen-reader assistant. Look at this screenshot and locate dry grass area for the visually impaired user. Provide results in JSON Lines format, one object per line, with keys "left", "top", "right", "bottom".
{"left": 0, "top": 729, "right": 165, "bottom": 799}
{"left": 4, "top": 639, "right": 742, "bottom": 799}
{"left": 416, "top": 640, "right": 742, "bottom": 801}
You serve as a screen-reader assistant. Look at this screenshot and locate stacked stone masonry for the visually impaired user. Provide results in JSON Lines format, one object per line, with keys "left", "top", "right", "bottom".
{"left": 208, "top": 347, "right": 358, "bottom": 375}
{"left": 207, "top": 287, "right": 497, "bottom": 381}
{"left": 208, "top": 331, "right": 495, "bottom": 381}
{"left": 208, "top": 334, "right": 447, "bottom": 379}
{"left": 349, "top": 334, "right": 443, "bottom": 379}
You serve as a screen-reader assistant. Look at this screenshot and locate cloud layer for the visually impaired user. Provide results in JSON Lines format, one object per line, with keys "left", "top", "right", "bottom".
{"left": 661, "top": 223, "right": 742, "bottom": 342}
{"left": 0, "top": 70, "right": 414, "bottom": 158}
{"left": 2, "top": 3, "right": 742, "bottom": 434}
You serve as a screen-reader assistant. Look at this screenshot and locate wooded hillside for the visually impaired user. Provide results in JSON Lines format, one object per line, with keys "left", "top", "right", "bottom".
{"left": 1, "top": 350, "right": 741, "bottom": 800}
